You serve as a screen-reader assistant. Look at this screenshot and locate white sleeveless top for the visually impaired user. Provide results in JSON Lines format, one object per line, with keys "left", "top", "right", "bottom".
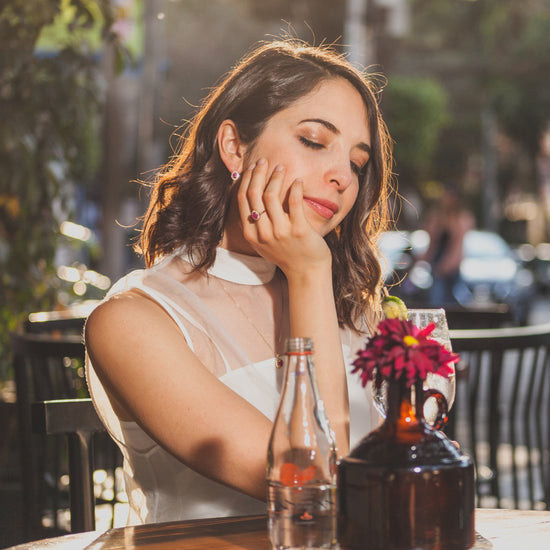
{"left": 86, "top": 247, "right": 379, "bottom": 525}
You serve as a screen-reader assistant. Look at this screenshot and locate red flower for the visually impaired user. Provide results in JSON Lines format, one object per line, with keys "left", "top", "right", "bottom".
{"left": 352, "top": 318, "right": 459, "bottom": 387}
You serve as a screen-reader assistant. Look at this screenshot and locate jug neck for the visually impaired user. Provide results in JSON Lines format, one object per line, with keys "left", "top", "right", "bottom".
{"left": 386, "top": 378, "right": 425, "bottom": 431}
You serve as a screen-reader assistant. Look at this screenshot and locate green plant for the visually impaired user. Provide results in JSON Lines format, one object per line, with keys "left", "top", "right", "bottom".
{"left": 0, "top": 0, "right": 124, "bottom": 377}
{"left": 384, "top": 75, "right": 449, "bottom": 189}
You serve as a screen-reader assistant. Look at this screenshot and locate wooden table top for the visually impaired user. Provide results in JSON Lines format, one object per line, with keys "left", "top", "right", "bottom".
{"left": 8, "top": 508, "right": 550, "bottom": 550}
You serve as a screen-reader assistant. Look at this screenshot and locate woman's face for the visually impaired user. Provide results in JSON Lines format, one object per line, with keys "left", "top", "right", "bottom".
{"left": 244, "top": 77, "right": 371, "bottom": 236}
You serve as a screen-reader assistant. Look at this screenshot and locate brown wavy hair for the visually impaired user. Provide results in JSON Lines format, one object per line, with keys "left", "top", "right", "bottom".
{"left": 137, "top": 39, "right": 394, "bottom": 332}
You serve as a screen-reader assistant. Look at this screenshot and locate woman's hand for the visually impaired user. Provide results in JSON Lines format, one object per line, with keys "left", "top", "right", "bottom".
{"left": 237, "top": 158, "right": 331, "bottom": 278}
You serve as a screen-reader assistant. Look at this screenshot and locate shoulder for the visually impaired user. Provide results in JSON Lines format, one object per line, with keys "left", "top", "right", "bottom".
{"left": 85, "top": 290, "right": 177, "bottom": 352}
{"left": 87, "top": 289, "right": 165, "bottom": 325}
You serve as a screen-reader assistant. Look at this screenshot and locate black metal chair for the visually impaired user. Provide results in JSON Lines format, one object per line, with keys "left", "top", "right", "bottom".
{"left": 445, "top": 304, "right": 513, "bottom": 330}
{"left": 31, "top": 398, "right": 106, "bottom": 533}
{"left": 450, "top": 322, "right": 550, "bottom": 510}
{"left": 12, "top": 328, "right": 86, "bottom": 539}
{"left": 11, "top": 315, "right": 122, "bottom": 539}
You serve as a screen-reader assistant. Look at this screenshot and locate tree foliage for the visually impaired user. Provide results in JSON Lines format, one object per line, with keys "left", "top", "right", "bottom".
{"left": 404, "top": 0, "right": 550, "bottom": 183}
{"left": 0, "top": 0, "right": 121, "bottom": 373}
{"left": 384, "top": 75, "right": 449, "bottom": 187}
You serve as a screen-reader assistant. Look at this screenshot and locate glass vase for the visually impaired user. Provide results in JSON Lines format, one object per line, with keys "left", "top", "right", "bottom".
{"left": 337, "top": 377, "right": 475, "bottom": 550}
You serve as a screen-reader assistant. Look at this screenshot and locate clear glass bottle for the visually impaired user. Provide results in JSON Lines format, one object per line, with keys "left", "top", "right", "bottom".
{"left": 267, "top": 337, "right": 338, "bottom": 549}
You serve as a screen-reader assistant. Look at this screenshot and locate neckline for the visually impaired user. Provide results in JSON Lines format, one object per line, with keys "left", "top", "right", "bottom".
{"left": 206, "top": 248, "right": 277, "bottom": 285}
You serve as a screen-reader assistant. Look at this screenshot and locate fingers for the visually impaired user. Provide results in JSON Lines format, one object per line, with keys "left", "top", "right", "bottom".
{"left": 287, "top": 177, "right": 304, "bottom": 225}
{"left": 262, "top": 164, "right": 286, "bottom": 226}
{"left": 246, "top": 158, "right": 269, "bottom": 218}
{"left": 234, "top": 160, "right": 327, "bottom": 272}
{"left": 249, "top": 209, "right": 265, "bottom": 222}
{"left": 237, "top": 159, "right": 266, "bottom": 226}
{"left": 237, "top": 159, "right": 310, "bottom": 257}
{"left": 238, "top": 159, "right": 286, "bottom": 226}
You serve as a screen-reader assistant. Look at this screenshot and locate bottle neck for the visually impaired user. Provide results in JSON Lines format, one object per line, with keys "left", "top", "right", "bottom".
{"left": 286, "top": 352, "right": 315, "bottom": 448}
{"left": 386, "top": 378, "right": 424, "bottom": 430}
{"left": 285, "top": 336, "right": 313, "bottom": 354}
{"left": 285, "top": 350, "right": 312, "bottom": 372}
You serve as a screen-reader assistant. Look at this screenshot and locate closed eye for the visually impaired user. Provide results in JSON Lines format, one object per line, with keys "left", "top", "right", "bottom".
{"left": 299, "top": 136, "right": 324, "bottom": 150}
{"left": 351, "top": 160, "right": 368, "bottom": 179}
{"left": 300, "top": 134, "right": 368, "bottom": 179}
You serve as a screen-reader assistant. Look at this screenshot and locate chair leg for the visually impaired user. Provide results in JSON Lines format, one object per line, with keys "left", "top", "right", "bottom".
{"left": 67, "top": 431, "right": 96, "bottom": 533}
{"left": 14, "top": 355, "right": 42, "bottom": 539}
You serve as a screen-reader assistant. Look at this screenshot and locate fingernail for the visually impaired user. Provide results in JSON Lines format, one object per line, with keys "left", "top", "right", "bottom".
{"left": 257, "top": 158, "right": 266, "bottom": 165}
{"left": 294, "top": 177, "right": 303, "bottom": 183}
{"left": 274, "top": 164, "right": 284, "bottom": 172}
{"left": 248, "top": 162, "right": 256, "bottom": 170}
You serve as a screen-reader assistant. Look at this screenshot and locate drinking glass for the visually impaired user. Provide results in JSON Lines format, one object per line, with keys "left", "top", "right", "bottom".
{"left": 372, "top": 308, "right": 456, "bottom": 426}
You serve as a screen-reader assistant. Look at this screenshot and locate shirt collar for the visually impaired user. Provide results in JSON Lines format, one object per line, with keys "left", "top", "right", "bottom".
{"left": 206, "top": 247, "right": 277, "bottom": 285}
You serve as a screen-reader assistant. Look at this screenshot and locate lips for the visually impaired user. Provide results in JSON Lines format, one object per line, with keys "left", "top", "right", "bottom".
{"left": 303, "top": 196, "right": 339, "bottom": 220}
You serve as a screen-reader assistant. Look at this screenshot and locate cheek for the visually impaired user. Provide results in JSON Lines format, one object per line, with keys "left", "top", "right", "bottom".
{"left": 250, "top": 143, "right": 300, "bottom": 188}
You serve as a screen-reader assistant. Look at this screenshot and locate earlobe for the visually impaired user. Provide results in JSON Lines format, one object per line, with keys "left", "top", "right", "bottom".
{"left": 217, "top": 120, "right": 245, "bottom": 175}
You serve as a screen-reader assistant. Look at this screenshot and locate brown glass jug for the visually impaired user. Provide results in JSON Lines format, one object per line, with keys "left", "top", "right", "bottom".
{"left": 337, "top": 379, "right": 475, "bottom": 550}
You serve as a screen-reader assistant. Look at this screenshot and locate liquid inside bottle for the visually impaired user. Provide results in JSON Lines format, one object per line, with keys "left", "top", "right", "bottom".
{"left": 268, "top": 481, "right": 337, "bottom": 549}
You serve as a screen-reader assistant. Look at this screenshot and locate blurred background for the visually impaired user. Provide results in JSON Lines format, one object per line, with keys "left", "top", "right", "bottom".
{"left": 1, "top": 0, "right": 550, "bottom": 544}
{"left": 3, "top": 0, "right": 550, "bottom": 350}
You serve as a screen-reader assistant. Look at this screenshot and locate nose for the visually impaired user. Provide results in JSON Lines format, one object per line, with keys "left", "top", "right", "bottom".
{"left": 325, "top": 155, "right": 354, "bottom": 191}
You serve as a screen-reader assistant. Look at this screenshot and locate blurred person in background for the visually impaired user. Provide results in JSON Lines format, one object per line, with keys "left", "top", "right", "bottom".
{"left": 84, "top": 39, "right": 394, "bottom": 525}
{"left": 421, "top": 186, "right": 475, "bottom": 307}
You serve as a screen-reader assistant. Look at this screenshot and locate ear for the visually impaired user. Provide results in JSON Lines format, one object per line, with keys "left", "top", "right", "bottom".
{"left": 217, "top": 119, "right": 246, "bottom": 175}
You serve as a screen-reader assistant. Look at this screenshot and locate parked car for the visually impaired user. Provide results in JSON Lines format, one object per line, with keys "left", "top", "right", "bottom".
{"left": 378, "top": 229, "right": 536, "bottom": 325}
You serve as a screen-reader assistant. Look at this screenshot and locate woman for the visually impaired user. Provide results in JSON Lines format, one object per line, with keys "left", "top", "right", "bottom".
{"left": 85, "top": 39, "right": 394, "bottom": 525}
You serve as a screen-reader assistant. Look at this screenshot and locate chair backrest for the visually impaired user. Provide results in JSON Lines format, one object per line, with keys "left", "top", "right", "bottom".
{"left": 12, "top": 329, "right": 87, "bottom": 539}
{"left": 450, "top": 322, "right": 550, "bottom": 510}
{"left": 445, "top": 304, "right": 512, "bottom": 330}
{"left": 31, "top": 398, "right": 105, "bottom": 534}
{"left": 11, "top": 317, "right": 122, "bottom": 540}
{"left": 23, "top": 314, "right": 88, "bottom": 335}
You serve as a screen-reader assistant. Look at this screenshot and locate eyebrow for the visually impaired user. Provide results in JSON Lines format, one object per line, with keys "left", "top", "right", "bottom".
{"left": 299, "top": 118, "right": 371, "bottom": 154}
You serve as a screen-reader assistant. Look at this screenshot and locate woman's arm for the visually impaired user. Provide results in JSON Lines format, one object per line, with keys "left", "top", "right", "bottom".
{"left": 238, "top": 160, "right": 350, "bottom": 456}
{"left": 285, "top": 256, "right": 350, "bottom": 456}
{"left": 85, "top": 291, "right": 272, "bottom": 501}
